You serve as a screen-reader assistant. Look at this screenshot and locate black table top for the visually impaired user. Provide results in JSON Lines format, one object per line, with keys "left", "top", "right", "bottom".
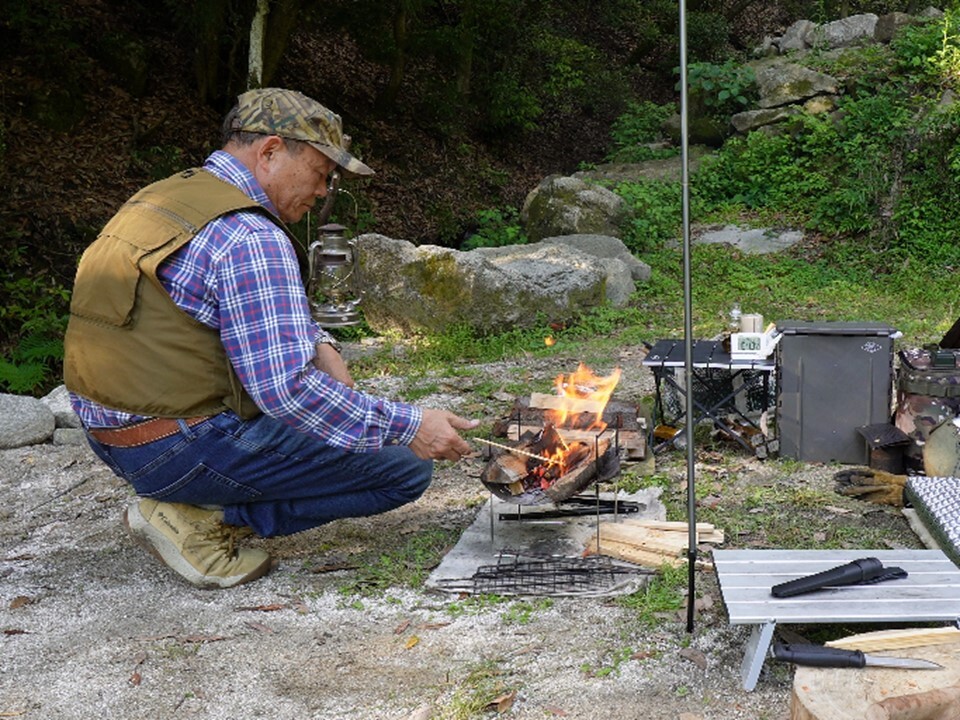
{"left": 642, "top": 338, "right": 776, "bottom": 369}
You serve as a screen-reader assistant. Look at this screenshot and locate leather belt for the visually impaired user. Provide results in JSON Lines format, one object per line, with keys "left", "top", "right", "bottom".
{"left": 88, "top": 416, "right": 213, "bottom": 448}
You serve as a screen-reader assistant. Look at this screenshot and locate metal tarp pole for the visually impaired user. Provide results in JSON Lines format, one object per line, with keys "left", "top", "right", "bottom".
{"left": 678, "top": 0, "right": 697, "bottom": 634}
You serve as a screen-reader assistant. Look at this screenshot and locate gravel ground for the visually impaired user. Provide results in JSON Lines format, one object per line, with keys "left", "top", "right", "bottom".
{"left": 2, "top": 350, "right": 912, "bottom": 720}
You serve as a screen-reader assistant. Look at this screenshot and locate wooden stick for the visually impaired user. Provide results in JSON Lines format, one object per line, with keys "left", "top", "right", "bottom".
{"left": 472, "top": 438, "right": 558, "bottom": 465}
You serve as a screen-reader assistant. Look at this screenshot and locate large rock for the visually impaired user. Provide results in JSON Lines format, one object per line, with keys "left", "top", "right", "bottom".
{"left": 694, "top": 225, "right": 804, "bottom": 255}
{"left": 0, "top": 393, "right": 55, "bottom": 449}
{"left": 730, "top": 106, "right": 800, "bottom": 133}
{"left": 874, "top": 12, "right": 917, "bottom": 43}
{"left": 755, "top": 62, "right": 839, "bottom": 109}
{"left": 805, "top": 13, "right": 878, "bottom": 49}
{"left": 540, "top": 234, "right": 651, "bottom": 282}
{"left": 778, "top": 19, "right": 816, "bottom": 51}
{"left": 356, "top": 234, "right": 633, "bottom": 334}
{"left": 40, "top": 384, "right": 82, "bottom": 428}
{"left": 520, "top": 175, "right": 632, "bottom": 242}
{"left": 573, "top": 146, "right": 711, "bottom": 184}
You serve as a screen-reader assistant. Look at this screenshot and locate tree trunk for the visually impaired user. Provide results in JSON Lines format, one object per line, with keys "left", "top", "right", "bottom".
{"left": 455, "top": 0, "right": 476, "bottom": 101}
{"left": 193, "top": 0, "right": 232, "bottom": 103}
{"left": 261, "top": 0, "right": 303, "bottom": 88}
{"left": 789, "top": 639, "right": 960, "bottom": 719}
{"left": 248, "top": 0, "right": 270, "bottom": 89}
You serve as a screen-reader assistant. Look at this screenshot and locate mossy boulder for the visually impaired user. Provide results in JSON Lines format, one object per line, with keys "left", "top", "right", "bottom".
{"left": 520, "top": 175, "right": 632, "bottom": 243}
{"left": 356, "top": 234, "right": 634, "bottom": 334}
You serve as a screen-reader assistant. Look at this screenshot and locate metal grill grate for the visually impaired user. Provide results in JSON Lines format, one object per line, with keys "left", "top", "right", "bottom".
{"left": 436, "top": 550, "right": 650, "bottom": 597}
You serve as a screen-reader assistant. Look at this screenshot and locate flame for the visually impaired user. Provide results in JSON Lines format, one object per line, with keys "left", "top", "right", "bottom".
{"left": 517, "top": 363, "right": 622, "bottom": 489}
{"left": 547, "top": 362, "right": 621, "bottom": 430}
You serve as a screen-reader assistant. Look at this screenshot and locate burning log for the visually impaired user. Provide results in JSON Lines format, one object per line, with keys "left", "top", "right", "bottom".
{"left": 480, "top": 425, "right": 616, "bottom": 505}
{"left": 480, "top": 364, "right": 626, "bottom": 504}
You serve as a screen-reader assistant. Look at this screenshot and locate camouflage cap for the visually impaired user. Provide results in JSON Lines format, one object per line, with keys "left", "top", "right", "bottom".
{"left": 230, "top": 88, "right": 374, "bottom": 176}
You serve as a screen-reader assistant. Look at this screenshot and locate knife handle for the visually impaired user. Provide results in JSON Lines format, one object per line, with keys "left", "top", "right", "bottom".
{"left": 772, "top": 643, "right": 866, "bottom": 668}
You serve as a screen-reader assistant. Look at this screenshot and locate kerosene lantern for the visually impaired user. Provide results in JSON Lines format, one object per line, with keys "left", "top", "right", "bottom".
{"left": 306, "top": 223, "right": 363, "bottom": 327}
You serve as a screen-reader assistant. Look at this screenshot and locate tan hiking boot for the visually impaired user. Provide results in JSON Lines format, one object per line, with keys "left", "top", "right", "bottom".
{"left": 123, "top": 499, "right": 271, "bottom": 589}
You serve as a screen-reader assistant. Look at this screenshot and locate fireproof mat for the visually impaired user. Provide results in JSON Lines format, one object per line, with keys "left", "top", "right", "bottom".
{"left": 426, "top": 488, "right": 666, "bottom": 597}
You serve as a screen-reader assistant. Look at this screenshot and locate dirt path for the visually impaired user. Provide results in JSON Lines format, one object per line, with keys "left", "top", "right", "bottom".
{"left": 3, "top": 354, "right": 863, "bottom": 719}
{"left": 1, "top": 438, "right": 797, "bottom": 719}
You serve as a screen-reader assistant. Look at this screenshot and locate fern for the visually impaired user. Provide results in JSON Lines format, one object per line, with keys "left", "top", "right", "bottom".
{"left": 0, "top": 358, "right": 48, "bottom": 394}
{"left": 16, "top": 334, "right": 64, "bottom": 363}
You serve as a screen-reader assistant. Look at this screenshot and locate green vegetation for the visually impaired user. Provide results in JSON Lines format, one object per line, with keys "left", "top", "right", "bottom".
{"left": 606, "top": 101, "right": 677, "bottom": 163}
{"left": 684, "top": 60, "right": 757, "bottom": 118}
{"left": 616, "top": 562, "right": 688, "bottom": 625}
{"left": 460, "top": 208, "right": 527, "bottom": 251}
{"left": 435, "top": 660, "right": 518, "bottom": 720}
{"left": 337, "top": 527, "right": 461, "bottom": 595}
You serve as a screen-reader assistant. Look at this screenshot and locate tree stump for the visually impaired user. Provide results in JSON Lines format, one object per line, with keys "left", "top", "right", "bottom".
{"left": 790, "top": 639, "right": 960, "bottom": 719}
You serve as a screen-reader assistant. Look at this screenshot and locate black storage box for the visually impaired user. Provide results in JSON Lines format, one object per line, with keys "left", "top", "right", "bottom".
{"left": 777, "top": 321, "right": 896, "bottom": 464}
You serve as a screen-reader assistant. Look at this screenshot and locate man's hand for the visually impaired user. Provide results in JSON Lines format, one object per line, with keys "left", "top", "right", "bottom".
{"left": 834, "top": 467, "right": 907, "bottom": 506}
{"left": 313, "top": 342, "right": 354, "bottom": 387}
{"left": 409, "top": 408, "right": 480, "bottom": 461}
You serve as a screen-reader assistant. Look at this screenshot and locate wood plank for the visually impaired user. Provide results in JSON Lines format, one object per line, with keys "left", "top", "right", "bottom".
{"left": 528, "top": 392, "right": 606, "bottom": 414}
{"left": 598, "top": 523, "right": 687, "bottom": 556}
{"left": 585, "top": 537, "right": 686, "bottom": 568}
{"left": 825, "top": 626, "right": 960, "bottom": 652}
{"left": 622, "top": 520, "right": 715, "bottom": 533}
{"left": 615, "top": 519, "right": 724, "bottom": 545}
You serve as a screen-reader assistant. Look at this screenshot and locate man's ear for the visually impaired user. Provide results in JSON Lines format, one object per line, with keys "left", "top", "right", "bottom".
{"left": 256, "top": 135, "right": 286, "bottom": 166}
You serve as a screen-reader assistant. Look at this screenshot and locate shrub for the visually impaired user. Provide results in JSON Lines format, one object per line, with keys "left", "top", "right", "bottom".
{"left": 614, "top": 180, "right": 682, "bottom": 253}
{"left": 683, "top": 60, "right": 757, "bottom": 119}
{"left": 461, "top": 207, "right": 527, "bottom": 250}
{"left": 606, "top": 101, "right": 676, "bottom": 163}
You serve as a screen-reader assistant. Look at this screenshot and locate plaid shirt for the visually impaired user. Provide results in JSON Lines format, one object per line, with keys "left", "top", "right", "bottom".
{"left": 71, "top": 151, "right": 421, "bottom": 452}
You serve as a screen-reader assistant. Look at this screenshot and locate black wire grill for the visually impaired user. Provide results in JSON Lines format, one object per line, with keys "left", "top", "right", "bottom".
{"left": 437, "top": 550, "right": 651, "bottom": 597}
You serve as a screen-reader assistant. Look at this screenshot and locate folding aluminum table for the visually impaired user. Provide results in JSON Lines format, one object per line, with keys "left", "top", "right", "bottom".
{"left": 713, "top": 548, "right": 960, "bottom": 691}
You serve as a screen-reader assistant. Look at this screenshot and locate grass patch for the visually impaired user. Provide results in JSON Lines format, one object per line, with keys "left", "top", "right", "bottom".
{"left": 617, "top": 563, "right": 687, "bottom": 625}
{"left": 338, "top": 527, "right": 461, "bottom": 596}
{"left": 434, "top": 660, "right": 518, "bottom": 720}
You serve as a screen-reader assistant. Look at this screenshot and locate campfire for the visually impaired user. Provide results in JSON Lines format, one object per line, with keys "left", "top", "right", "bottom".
{"left": 480, "top": 363, "right": 634, "bottom": 505}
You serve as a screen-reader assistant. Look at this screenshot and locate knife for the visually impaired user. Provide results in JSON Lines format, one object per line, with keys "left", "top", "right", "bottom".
{"left": 772, "top": 643, "right": 943, "bottom": 670}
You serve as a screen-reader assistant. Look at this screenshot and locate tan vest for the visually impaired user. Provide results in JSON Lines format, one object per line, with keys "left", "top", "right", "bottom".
{"left": 64, "top": 168, "right": 304, "bottom": 419}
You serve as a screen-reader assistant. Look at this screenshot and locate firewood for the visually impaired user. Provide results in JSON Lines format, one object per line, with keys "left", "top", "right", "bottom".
{"left": 585, "top": 537, "right": 686, "bottom": 568}
{"left": 620, "top": 520, "right": 724, "bottom": 544}
{"left": 626, "top": 520, "right": 716, "bottom": 533}
{"left": 825, "top": 627, "right": 960, "bottom": 652}
{"left": 528, "top": 392, "right": 607, "bottom": 415}
{"left": 597, "top": 523, "right": 688, "bottom": 556}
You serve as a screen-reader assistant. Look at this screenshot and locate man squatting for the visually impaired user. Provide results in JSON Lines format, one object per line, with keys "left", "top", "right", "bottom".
{"left": 64, "top": 88, "right": 478, "bottom": 588}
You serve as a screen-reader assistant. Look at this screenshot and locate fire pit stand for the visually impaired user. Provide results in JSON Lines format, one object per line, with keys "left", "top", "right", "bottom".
{"left": 480, "top": 411, "right": 634, "bottom": 549}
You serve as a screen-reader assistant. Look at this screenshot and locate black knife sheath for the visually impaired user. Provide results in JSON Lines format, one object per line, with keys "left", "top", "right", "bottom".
{"left": 771, "top": 557, "right": 906, "bottom": 598}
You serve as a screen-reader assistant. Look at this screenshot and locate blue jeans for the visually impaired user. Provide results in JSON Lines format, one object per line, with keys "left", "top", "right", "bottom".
{"left": 86, "top": 411, "right": 433, "bottom": 537}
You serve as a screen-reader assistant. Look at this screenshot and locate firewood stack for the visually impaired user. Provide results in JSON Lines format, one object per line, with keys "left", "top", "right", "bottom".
{"left": 584, "top": 520, "right": 724, "bottom": 568}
